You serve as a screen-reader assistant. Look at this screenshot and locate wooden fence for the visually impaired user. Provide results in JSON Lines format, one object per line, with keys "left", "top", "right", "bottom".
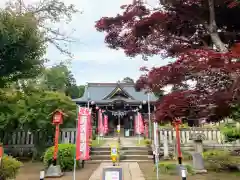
{"left": 1, "top": 127, "right": 240, "bottom": 148}
{"left": 158, "top": 128, "right": 226, "bottom": 144}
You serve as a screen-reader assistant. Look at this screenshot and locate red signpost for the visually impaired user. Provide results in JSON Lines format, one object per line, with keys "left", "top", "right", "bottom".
{"left": 51, "top": 110, "right": 64, "bottom": 166}
{"left": 0, "top": 144, "right": 3, "bottom": 165}
{"left": 173, "top": 118, "right": 183, "bottom": 165}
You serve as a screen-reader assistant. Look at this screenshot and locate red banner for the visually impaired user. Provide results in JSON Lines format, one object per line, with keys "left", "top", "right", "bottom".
{"left": 98, "top": 109, "right": 104, "bottom": 135}
{"left": 139, "top": 113, "right": 145, "bottom": 134}
{"left": 145, "top": 123, "right": 149, "bottom": 138}
{"left": 103, "top": 115, "right": 108, "bottom": 135}
{"left": 88, "top": 113, "right": 92, "bottom": 139}
{"left": 76, "top": 107, "right": 90, "bottom": 160}
{"left": 135, "top": 112, "right": 144, "bottom": 135}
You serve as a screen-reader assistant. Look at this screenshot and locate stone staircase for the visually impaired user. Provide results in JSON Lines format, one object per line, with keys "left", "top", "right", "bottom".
{"left": 88, "top": 143, "right": 153, "bottom": 163}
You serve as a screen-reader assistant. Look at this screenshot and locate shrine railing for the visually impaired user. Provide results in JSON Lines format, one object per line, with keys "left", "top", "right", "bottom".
{"left": 1, "top": 127, "right": 240, "bottom": 147}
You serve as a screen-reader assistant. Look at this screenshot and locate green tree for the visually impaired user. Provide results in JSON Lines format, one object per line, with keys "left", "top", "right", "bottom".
{"left": 5, "top": 0, "right": 78, "bottom": 56}
{"left": 42, "top": 63, "right": 83, "bottom": 98}
{"left": 230, "top": 103, "right": 240, "bottom": 122}
{"left": 17, "top": 90, "right": 76, "bottom": 130}
{"left": 121, "top": 77, "right": 134, "bottom": 83}
{"left": 0, "top": 10, "right": 45, "bottom": 87}
{"left": 0, "top": 88, "right": 76, "bottom": 132}
{"left": 0, "top": 89, "right": 21, "bottom": 131}
{"left": 154, "top": 90, "right": 164, "bottom": 98}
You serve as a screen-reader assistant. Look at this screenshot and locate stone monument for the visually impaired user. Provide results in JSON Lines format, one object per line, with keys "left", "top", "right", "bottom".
{"left": 189, "top": 133, "right": 206, "bottom": 154}
{"left": 190, "top": 133, "right": 207, "bottom": 173}
{"left": 192, "top": 152, "right": 207, "bottom": 173}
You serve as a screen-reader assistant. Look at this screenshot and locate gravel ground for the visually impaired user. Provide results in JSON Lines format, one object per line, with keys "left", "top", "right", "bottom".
{"left": 16, "top": 162, "right": 99, "bottom": 180}
{"left": 138, "top": 162, "right": 240, "bottom": 180}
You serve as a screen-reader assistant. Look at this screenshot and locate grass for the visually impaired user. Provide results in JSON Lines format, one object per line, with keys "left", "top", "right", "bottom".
{"left": 139, "top": 162, "right": 240, "bottom": 180}
{"left": 136, "top": 138, "right": 151, "bottom": 146}
{"left": 91, "top": 139, "right": 105, "bottom": 147}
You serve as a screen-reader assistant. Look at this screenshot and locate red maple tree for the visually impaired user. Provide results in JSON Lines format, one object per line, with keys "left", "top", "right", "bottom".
{"left": 96, "top": 0, "right": 240, "bottom": 123}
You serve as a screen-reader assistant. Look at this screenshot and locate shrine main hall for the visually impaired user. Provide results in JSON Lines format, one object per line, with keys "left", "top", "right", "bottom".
{"left": 73, "top": 82, "right": 157, "bottom": 137}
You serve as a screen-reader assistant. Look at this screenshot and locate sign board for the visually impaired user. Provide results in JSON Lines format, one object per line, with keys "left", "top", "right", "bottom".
{"left": 111, "top": 147, "right": 117, "bottom": 156}
{"left": 117, "top": 125, "right": 120, "bottom": 132}
{"left": 52, "top": 110, "right": 64, "bottom": 124}
{"left": 102, "top": 167, "right": 123, "bottom": 180}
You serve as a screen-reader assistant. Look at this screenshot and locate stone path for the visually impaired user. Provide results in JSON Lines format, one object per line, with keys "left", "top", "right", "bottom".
{"left": 101, "top": 137, "right": 118, "bottom": 147}
{"left": 89, "top": 137, "right": 146, "bottom": 179}
{"left": 121, "top": 137, "right": 145, "bottom": 147}
{"left": 88, "top": 162, "right": 145, "bottom": 180}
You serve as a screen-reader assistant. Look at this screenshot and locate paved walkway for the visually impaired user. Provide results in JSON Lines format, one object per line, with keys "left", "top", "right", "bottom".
{"left": 88, "top": 162, "right": 145, "bottom": 180}
{"left": 89, "top": 137, "right": 146, "bottom": 179}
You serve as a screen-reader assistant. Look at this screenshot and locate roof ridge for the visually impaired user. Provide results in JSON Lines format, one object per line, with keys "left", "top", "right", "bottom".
{"left": 88, "top": 82, "right": 135, "bottom": 87}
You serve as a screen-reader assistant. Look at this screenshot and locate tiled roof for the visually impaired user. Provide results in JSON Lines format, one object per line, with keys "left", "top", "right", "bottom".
{"left": 73, "top": 83, "right": 158, "bottom": 103}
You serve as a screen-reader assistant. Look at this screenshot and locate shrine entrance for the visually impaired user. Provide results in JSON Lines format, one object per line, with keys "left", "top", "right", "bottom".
{"left": 105, "top": 110, "right": 135, "bottom": 137}
{"left": 73, "top": 82, "right": 157, "bottom": 138}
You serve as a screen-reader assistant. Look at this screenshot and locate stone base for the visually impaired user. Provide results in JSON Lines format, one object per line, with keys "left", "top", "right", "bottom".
{"left": 194, "top": 169, "right": 207, "bottom": 174}
{"left": 237, "top": 165, "right": 240, "bottom": 171}
{"left": 163, "top": 156, "right": 170, "bottom": 160}
{"left": 45, "top": 164, "right": 64, "bottom": 178}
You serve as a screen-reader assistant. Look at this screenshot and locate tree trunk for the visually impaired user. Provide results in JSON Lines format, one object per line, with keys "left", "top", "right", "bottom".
{"left": 207, "top": 0, "right": 228, "bottom": 52}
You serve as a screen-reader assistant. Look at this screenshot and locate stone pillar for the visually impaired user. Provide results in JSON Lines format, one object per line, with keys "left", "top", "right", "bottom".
{"left": 194, "top": 140, "right": 203, "bottom": 154}
{"left": 190, "top": 133, "right": 207, "bottom": 174}
{"left": 163, "top": 134, "right": 169, "bottom": 159}
{"left": 190, "top": 133, "right": 206, "bottom": 154}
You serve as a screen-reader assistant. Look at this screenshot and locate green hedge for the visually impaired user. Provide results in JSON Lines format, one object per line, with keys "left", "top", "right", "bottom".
{"left": 155, "top": 162, "right": 194, "bottom": 175}
{"left": 203, "top": 149, "right": 240, "bottom": 172}
{"left": 0, "top": 155, "right": 22, "bottom": 180}
{"left": 43, "top": 143, "right": 79, "bottom": 171}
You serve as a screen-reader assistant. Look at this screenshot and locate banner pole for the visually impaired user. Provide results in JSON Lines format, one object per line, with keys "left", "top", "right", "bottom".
{"left": 153, "top": 121, "right": 160, "bottom": 180}
{"left": 73, "top": 106, "right": 79, "bottom": 180}
{"left": 138, "top": 112, "right": 140, "bottom": 144}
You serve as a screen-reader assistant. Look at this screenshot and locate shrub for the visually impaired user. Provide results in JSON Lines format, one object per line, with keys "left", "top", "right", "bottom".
{"left": 0, "top": 155, "right": 23, "bottom": 180}
{"left": 43, "top": 143, "right": 78, "bottom": 171}
{"left": 155, "top": 162, "right": 194, "bottom": 175}
{"left": 203, "top": 149, "right": 240, "bottom": 171}
{"left": 220, "top": 123, "right": 240, "bottom": 142}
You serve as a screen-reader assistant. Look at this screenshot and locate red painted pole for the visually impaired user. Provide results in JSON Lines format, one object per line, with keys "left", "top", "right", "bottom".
{"left": 0, "top": 144, "right": 3, "bottom": 165}
{"left": 53, "top": 123, "right": 60, "bottom": 165}
{"left": 175, "top": 122, "right": 182, "bottom": 164}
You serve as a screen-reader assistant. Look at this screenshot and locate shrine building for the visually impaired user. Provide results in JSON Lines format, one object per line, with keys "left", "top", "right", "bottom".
{"left": 73, "top": 82, "right": 158, "bottom": 137}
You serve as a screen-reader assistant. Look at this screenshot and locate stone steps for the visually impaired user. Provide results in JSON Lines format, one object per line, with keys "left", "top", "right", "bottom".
{"left": 121, "top": 146, "right": 149, "bottom": 151}
{"left": 87, "top": 159, "right": 152, "bottom": 164}
{"left": 122, "top": 150, "right": 149, "bottom": 155}
{"left": 92, "top": 149, "right": 149, "bottom": 156}
{"left": 90, "top": 145, "right": 152, "bottom": 162}
{"left": 90, "top": 154, "right": 152, "bottom": 160}
{"left": 121, "top": 155, "right": 152, "bottom": 161}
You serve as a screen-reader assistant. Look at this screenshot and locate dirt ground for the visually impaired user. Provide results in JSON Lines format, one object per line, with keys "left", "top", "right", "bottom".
{"left": 138, "top": 163, "right": 240, "bottom": 180}
{"left": 16, "top": 162, "right": 99, "bottom": 180}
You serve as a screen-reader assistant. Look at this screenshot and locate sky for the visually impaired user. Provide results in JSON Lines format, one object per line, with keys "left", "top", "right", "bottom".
{"left": 0, "top": 0, "right": 171, "bottom": 86}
